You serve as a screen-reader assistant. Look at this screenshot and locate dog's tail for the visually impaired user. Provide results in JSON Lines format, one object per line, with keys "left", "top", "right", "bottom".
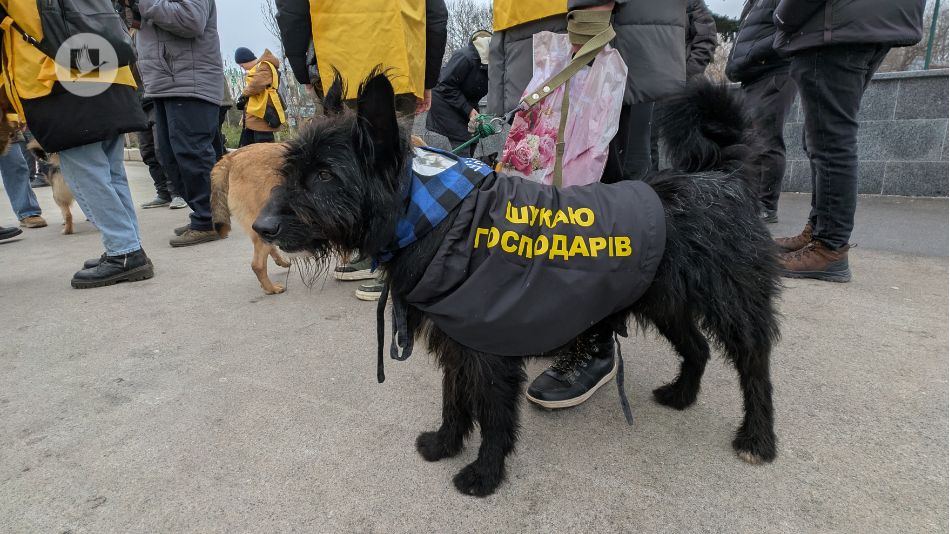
{"left": 655, "top": 79, "right": 755, "bottom": 174}
{"left": 210, "top": 152, "right": 234, "bottom": 238}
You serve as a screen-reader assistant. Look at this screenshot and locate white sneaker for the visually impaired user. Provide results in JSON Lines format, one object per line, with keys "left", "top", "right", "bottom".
{"left": 169, "top": 197, "right": 188, "bottom": 209}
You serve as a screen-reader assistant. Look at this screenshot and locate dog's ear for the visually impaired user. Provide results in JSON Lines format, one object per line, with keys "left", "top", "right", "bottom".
{"left": 355, "top": 68, "right": 400, "bottom": 171}
{"left": 323, "top": 69, "right": 345, "bottom": 116}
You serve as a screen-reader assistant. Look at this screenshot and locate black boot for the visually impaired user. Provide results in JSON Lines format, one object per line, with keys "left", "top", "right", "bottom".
{"left": 71, "top": 249, "right": 154, "bottom": 289}
{"left": 82, "top": 253, "right": 107, "bottom": 269}
{"left": 526, "top": 329, "right": 617, "bottom": 409}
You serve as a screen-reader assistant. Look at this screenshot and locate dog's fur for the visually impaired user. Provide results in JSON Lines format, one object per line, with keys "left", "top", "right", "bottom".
{"left": 26, "top": 141, "right": 75, "bottom": 235}
{"left": 210, "top": 143, "right": 292, "bottom": 294}
{"left": 254, "top": 72, "right": 782, "bottom": 497}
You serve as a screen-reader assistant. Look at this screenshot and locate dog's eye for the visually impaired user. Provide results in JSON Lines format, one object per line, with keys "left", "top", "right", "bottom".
{"left": 317, "top": 170, "right": 334, "bottom": 182}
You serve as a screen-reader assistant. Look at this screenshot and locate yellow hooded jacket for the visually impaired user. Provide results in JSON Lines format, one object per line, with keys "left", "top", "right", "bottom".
{"left": 493, "top": 0, "right": 568, "bottom": 32}
{"left": 242, "top": 49, "right": 286, "bottom": 132}
{"left": 310, "top": 0, "right": 426, "bottom": 100}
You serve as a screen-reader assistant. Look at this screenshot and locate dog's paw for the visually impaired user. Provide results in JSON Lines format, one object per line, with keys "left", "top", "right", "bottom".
{"left": 452, "top": 462, "right": 504, "bottom": 497}
{"left": 416, "top": 431, "right": 460, "bottom": 462}
{"left": 265, "top": 284, "right": 286, "bottom": 295}
{"left": 732, "top": 426, "right": 777, "bottom": 465}
{"left": 652, "top": 382, "right": 698, "bottom": 410}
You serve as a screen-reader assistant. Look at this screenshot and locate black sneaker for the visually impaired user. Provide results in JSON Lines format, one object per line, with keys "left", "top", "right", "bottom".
{"left": 30, "top": 174, "right": 49, "bottom": 188}
{"left": 71, "top": 249, "right": 154, "bottom": 289}
{"left": 355, "top": 280, "right": 384, "bottom": 301}
{"left": 334, "top": 256, "right": 376, "bottom": 281}
{"left": 526, "top": 335, "right": 617, "bottom": 409}
{"left": 0, "top": 225, "right": 23, "bottom": 241}
{"left": 761, "top": 209, "right": 778, "bottom": 224}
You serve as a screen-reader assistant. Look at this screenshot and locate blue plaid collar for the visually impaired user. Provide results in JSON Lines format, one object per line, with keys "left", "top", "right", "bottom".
{"left": 375, "top": 147, "right": 492, "bottom": 263}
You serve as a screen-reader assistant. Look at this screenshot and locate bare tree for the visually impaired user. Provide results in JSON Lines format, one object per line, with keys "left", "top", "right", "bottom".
{"left": 704, "top": 39, "right": 734, "bottom": 83}
{"left": 444, "top": 0, "right": 493, "bottom": 62}
{"left": 880, "top": 0, "right": 949, "bottom": 71}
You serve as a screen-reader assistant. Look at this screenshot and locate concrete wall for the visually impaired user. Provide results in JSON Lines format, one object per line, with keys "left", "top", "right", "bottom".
{"left": 783, "top": 69, "right": 949, "bottom": 197}
{"left": 415, "top": 69, "right": 949, "bottom": 197}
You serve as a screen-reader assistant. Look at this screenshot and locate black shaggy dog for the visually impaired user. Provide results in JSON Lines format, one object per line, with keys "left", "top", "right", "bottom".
{"left": 253, "top": 72, "right": 781, "bottom": 497}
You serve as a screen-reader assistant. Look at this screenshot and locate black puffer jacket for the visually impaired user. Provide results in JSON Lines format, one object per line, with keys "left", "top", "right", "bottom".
{"left": 773, "top": 0, "right": 925, "bottom": 54}
{"left": 427, "top": 36, "right": 489, "bottom": 142}
{"left": 686, "top": 0, "right": 719, "bottom": 77}
{"left": 726, "top": 0, "right": 790, "bottom": 83}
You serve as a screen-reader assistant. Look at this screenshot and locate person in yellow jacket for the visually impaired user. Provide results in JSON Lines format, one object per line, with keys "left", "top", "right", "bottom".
{"left": 274, "top": 0, "right": 448, "bottom": 301}
{"left": 234, "top": 47, "right": 284, "bottom": 147}
{"left": 0, "top": 0, "right": 154, "bottom": 289}
{"left": 489, "top": 0, "right": 688, "bottom": 410}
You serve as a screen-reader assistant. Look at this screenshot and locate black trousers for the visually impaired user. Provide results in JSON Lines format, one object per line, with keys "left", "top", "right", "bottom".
{"left": 212, "top": 106, "right": 230, "bottom": 160}
{"left": 742, "top": 70, "right": 797, "bottom": 213}
{"left": 238, "top": 128, "right": 276, "bottom": 147}
{"left": 791, "top": 44, "right": 890, "bottom": 249}
{"left": 138, "top": 107, "right": 175, "bottom": 200}
{"left": 153, "top": 98, "right": 219, "bottom": 231}
{"left": 603, "top": 101, "right": 655, "bottom": 183}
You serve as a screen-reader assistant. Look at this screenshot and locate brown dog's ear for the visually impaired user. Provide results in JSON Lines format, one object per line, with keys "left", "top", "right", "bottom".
{"left": 355, "top": 67, "right": 400, "bottom": 171}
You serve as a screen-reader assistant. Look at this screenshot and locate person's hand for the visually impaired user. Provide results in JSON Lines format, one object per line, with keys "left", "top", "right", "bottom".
{"left": 235, "top": 95, "right": 248, "bottom": 111}
{"left": 467, "top": 109, "right": 479, "bottom": 133}
{"left": 416, "top": 89, "right": 432, "bottom": 113}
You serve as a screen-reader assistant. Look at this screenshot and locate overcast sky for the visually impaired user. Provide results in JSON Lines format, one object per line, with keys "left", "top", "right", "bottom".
{"left": 216, "top": 0, "right": 747, "bottom": 64}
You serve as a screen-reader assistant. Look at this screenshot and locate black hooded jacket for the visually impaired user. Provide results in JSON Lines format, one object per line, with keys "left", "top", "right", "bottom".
{"left": 686, "top": 0, "right": 719, "bottom": 77}
{"left": 772, "top": 0, "right": 925, "bottom": 54}
{"left": 726, "top": 0, "right": 790, "bottom": 84}
{"left": 426, "top": 36, "right": 489, "bottom": 142}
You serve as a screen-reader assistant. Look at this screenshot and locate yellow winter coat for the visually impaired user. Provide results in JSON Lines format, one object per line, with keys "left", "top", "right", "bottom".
{"left": 243, "top": 49, "right": 285, "bottom": 132}
{"left": 493, "top": 0, "right": 568, "bottom": 31}
{"left": 0, "top": 0, "right": 137, "bottom": 117}
{"left": 310, "top": 0, "right": 426, "bottom": 100}
{"left": 0, "top": 0, "right": 143, "bottom": 152}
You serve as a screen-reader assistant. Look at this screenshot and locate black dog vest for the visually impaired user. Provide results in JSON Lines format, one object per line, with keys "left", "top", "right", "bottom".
{"left": 406, "top": 172, "right": 666, "bottom": 355}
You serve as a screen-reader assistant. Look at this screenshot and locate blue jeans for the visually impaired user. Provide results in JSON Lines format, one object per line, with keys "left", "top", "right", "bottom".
{"left": 58, "top": 136, "right": 142, "bottom": 256}
{"left": 1, "top": 144, "right": 41, "bottom": 220}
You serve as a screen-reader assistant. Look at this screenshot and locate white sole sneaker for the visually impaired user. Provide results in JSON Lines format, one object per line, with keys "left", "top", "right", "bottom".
{"left": 355, "top": 288, "right": 382, "bottom": 301}
{"left": 334, "top": 269, "right": 376, "bottom": 281}
{"left": 525, "top": 357, "right": 618, "bottom": 409}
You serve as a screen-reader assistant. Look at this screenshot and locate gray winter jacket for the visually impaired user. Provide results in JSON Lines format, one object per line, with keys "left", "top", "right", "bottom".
{"left": 488, "top": 0, "right": 687, "bottom": 115}
{"left": 135, "top": 0, "right": 225, "bottom": 105}
{"left": 772, "top": 0, "right": 925, "bottom": 54}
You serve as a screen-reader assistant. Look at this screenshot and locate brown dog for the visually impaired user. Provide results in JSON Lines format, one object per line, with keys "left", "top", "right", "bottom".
{"left": 210, "top": 143, "right": 292, "bottom": 294}
{"left": 26, "top": 140, "right": 75, "bottom": 235}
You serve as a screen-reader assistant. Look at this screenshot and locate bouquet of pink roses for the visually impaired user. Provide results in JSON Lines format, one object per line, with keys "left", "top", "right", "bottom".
{"left": 499, "top": 31, "right": 627, "bottom": 188}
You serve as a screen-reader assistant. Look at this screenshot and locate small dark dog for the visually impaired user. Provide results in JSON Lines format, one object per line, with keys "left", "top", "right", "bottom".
{"left": 254, "top": 72, "right": 781, "bottom": 497}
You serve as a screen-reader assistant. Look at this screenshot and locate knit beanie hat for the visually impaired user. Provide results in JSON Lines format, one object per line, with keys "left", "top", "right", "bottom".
{"left": 234, "top": 47, "right": 257, "bottom": 64}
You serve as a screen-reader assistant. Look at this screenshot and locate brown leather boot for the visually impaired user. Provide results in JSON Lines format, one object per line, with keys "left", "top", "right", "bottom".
{"left": 774, "top": 222, "right": 813, "bottom": 252}
{"left": 780, "top": 239, "right": 851, "bottom": 282}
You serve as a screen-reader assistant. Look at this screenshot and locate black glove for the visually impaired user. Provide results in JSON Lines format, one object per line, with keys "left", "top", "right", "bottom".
{"left": 236, "top": 95, "right": 248, "bottom": 111}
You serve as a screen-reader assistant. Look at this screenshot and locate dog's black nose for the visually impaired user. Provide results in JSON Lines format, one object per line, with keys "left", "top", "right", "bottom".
{"left": 252, "top": 215, "right": 282, "bottom": 241}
